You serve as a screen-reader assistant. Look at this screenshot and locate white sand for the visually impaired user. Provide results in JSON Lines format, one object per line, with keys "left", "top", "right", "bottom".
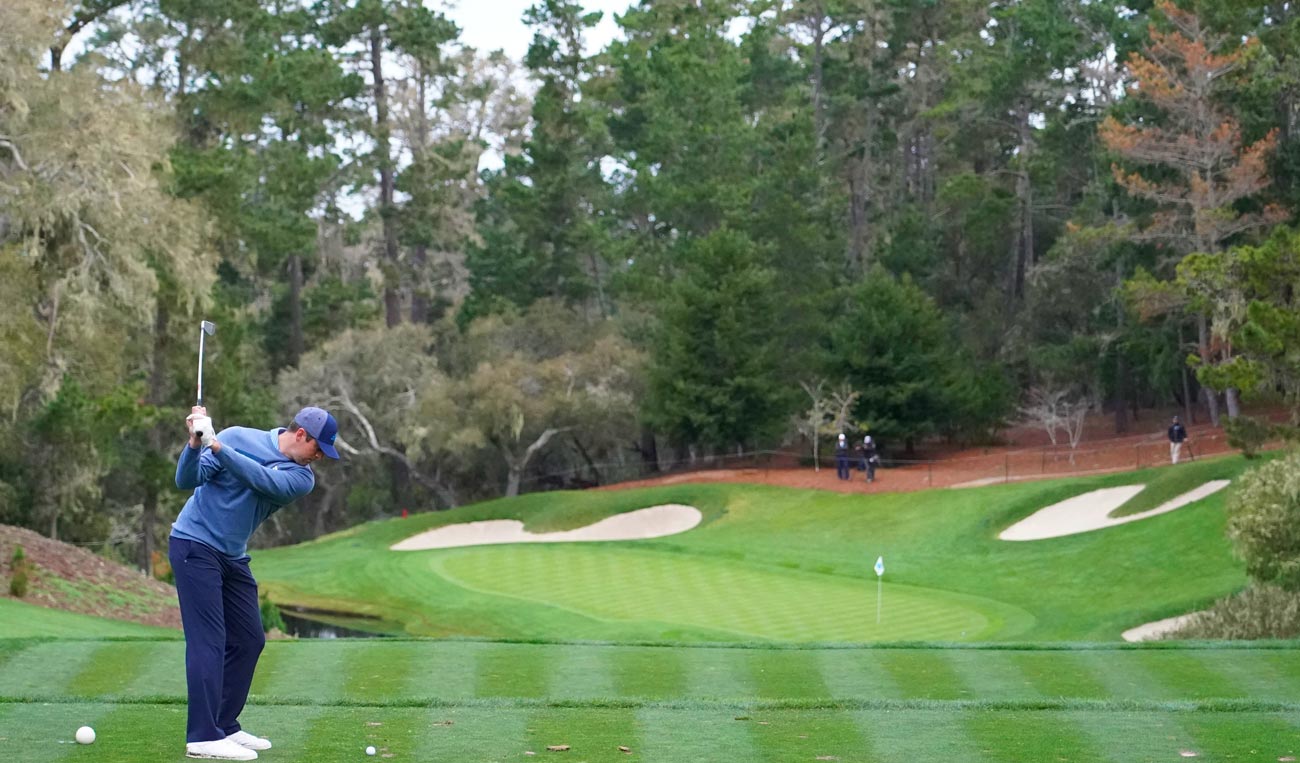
{"left": 390, "top": 504, "right": 703, "bottom": 551}
{"left": 999, "top": 480, "right": 1231, "bottom": 541}
{"left": 1122, "top": 613, "right": 1199, "bottom": 642}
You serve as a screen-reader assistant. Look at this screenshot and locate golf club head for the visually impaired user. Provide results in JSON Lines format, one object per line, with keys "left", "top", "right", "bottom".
{"left": 201, "top": 320, "right": 217, "bottom": 336}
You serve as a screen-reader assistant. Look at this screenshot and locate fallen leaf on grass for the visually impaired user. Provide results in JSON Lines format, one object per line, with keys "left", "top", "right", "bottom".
{"left": 525, "top": 752, "right": 536, "bottom": 756}
{"left": 618, "top": 746, "right": 632, "bottom": 753}
{"left": 1179, "top": 753, "right": 1198, "bottom": 759}
{"left": 366, "top": 722, "right": 383, "bottom": 727}
{"left": 546, "top": 745, "right": 571, "bottom": 752}
{"left": 1280, "top": 757, "right": 1297, "bottom": 762}
{"left": 815, "top": 757, "right": 839, "bottom": 761}
{"left": 431, "top": 720, "right": 454, "bottom": 727}
{"left": 733, "top": 716, "right": 750, "bottom": 721}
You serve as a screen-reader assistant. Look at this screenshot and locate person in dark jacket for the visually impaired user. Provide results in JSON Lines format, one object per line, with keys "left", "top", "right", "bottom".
{"left": 861, "top": 435, "right": 879, "bottom": 482}
{"left": 834, "top": 433, "right": 851, "bottom": 480}
{"left": 1167, "top": 416, "right": 1189, "bottom": 463}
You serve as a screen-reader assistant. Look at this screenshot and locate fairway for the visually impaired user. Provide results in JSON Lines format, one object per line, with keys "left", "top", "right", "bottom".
{"left": 252, "top": 456, "right": 1250, "bottom": 642}
{"left": 2, "top": 638, "right": 1299, "bottom": 761}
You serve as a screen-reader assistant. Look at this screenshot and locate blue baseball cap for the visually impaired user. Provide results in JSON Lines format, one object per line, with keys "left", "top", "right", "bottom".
{"left": 295, "top": 406, "right": 339, "bottom": 459}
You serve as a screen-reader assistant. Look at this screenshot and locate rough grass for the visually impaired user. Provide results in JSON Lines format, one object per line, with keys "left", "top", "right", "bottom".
{"left": 252, "top": 457, "right": 1257, "bottom": 642}
{"left": 2, "top": 639, "right": 1299, "bottom": 762}
{"left": 1108, "top": 454, "right": 1249, "bottom": 518}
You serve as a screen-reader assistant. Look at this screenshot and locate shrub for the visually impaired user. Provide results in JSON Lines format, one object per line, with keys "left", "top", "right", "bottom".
{"left": 151, "top": 550, "right": 174, "bottom": 585}
{"left": 9, "top": 545, "right": 29, "bottom": 598}
{"left": 1227, "top": 450, "right": 1300, "bottom": 589}
{"left": 1224, "top": 415, "right": 1274, "bottom": 458}
{"left": 1167, "top": 584, "right": 1300, "bottom": 640}
{"left": 260, "top": 594, "right": 286, "bottom": 634}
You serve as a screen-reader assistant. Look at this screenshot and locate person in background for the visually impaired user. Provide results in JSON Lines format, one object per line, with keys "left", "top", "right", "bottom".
{"left": 835, "top": 433, "right": 851, "bottom": 480}
{"left": 861, "top": 435, "right": 879, "bottom": 483}
{"left": 1168, "top": 415, "right": 1189, "bottom": 464}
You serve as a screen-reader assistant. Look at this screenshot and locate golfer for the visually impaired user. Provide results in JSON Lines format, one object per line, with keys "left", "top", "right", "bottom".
{"left": 170, "top": 405, "right": 339, "bottom": 760}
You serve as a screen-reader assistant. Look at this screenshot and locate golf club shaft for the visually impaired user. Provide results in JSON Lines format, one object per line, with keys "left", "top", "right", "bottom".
{"left": 197, "top": 329, "right": 206, "bottom": 406}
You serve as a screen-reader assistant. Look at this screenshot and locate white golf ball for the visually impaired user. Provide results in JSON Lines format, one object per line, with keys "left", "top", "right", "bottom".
{"left": 75, "top": 726, "right": 96, "bottom": 744}
{"left": 365, "top": 745, "right": 376, "bottom": 756}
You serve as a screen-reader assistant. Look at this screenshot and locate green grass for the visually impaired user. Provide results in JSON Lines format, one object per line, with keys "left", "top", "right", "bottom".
{"left": 2, "top": 639, "right": 1300, "bottom": 761}
{"left": 252, "top": 456, "right": 1258, "bottom": 642}
{"left": 0, "top": 598, "right": 179, "bottom": 639}
{"left": 1109, "top": 454, "right": 1247, "bottom": 518}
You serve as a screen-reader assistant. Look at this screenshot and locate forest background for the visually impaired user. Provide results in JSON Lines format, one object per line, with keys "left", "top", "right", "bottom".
{"left": 4, "top": 0, "right": 1300, "bottom": 572}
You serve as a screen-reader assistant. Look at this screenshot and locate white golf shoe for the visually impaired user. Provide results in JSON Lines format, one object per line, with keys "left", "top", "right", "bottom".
{"left": 185, "top": 738, "right": 258, "bottom": 760}
{"left": 227, "top": 730, "right": 273, "bottom": 751}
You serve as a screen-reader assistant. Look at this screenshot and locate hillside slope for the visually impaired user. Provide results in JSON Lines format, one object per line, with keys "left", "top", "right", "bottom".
{"left": 0, "top": 525, "right": 180, "bottom": 631}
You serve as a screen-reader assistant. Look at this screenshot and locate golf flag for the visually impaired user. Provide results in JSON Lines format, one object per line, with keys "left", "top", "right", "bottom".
{"left": 874, "top": 556, "right": 885, "bottom": 577}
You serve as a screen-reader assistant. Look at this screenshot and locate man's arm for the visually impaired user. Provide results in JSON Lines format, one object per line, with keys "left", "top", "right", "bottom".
{"left": 175, "top": 445, "right": 223, "bottom": 489}
{"left": 213, "top": 446, "right": 314, "bottom": 504}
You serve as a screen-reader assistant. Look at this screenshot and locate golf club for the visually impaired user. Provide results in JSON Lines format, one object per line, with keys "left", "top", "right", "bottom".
{"left": 194, "top": 320, "right": 217, "bottom": 439}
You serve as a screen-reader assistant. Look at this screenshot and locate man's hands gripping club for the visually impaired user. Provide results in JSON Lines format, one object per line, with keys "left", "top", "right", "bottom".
{"left": 186, "top": 406, "right": 220, "bottom": 452}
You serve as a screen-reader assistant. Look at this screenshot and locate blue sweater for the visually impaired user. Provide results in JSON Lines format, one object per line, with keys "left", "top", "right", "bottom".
{"left": 171, "top": 426, "right": 315, "bottom": 559}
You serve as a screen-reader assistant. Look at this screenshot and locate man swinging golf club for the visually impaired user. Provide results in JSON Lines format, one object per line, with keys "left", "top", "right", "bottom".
{"left": 171, "top": 323, "right": 341, "bottom": 760}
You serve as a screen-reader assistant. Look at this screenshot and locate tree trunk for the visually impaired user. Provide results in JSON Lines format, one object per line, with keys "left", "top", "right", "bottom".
{"left": 505, "top": 464, "right": 522, "bottom": 498}
{"left": 370, "top": 27, "right": 402, "bottom": 328}
{"left": 639, "top": 425, "right": 659, "bottom": 473}
{"left": 1179, "top": 324, "right": 1196, "bottom": 424}
{"left": 1197, "top": 314, "right": 1220, "bottom": 426}
{"left": 1225, "top": 387, "right": 1242, "bottom": 419}
{"left": 143, "top": 300, "right": 170, "bottom": 572}
{"left": 410, "top": 244, "right": 430, "bottom": 324}
{"left": 287, "top": 253, "right": 304, "bottom": 367}
{"left": 1011, "top": 101, "right": 1034, "bottom": 302}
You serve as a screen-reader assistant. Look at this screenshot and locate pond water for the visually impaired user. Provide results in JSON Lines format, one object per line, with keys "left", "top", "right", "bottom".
{"left": 278, "top": 610, "right": 392, "bottom": 639}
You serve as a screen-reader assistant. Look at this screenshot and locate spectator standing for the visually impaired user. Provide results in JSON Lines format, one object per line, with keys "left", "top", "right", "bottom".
{"left": 862, "top": 435, "right": 879, "bottom": 482}
{"left": 1168, "top": 416, "right": 1189, "bottom": 464}
{"left": 835, "top": 434, "right": 851, "bottom": 480}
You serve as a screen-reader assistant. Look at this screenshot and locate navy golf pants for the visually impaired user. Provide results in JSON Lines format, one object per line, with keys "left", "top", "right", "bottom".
{"left": 169, "top": 537, "right": 266, "bottom": 743}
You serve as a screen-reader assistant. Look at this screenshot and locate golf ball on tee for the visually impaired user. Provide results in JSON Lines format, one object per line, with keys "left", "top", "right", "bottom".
{"left": 75, "top": 726, "right": 96, "bottom": 744}
{"left": 366, "top": 745, "right": 376, "bottom": 756}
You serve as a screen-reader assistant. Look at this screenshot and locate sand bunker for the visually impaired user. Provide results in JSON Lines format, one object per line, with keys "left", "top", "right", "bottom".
{"left": 390, "top": 504, "right": 703, "bottom": 551}
{"left": 1122, "top": 613, "right": 1199, "bottom": 642}
{"left": 999, "top": 480, "right": 1231, "bottom": 541}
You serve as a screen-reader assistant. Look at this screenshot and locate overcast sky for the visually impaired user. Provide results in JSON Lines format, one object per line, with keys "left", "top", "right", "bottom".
{"left": 447, "top": 0, "right": 632, "bottom": 60}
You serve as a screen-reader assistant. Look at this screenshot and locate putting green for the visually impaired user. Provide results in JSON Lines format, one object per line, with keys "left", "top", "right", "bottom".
{"left": 432, "top": 545, "right": 1034, "bottom": 642}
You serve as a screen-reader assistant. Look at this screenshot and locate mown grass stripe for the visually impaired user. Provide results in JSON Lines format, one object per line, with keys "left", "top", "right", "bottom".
{"left": 1008, "top": 650, "right": 1111, "bottom": 699}
{"left": 746, "top": 708, "right": 867, "bottom": 763}
{"left": 410, "top": 706, "right": 529, "bottom": 759}
{"left": 544, "top": 643, "right": 619, "bottom": 700}
{"left": 963, "top": 710, "right": 1103, "bottom": 763}
{"left": 123, "top": 641, "right": 184, "bottom": 698}
{"left": 854, "top": 708, "right": 989, "bottom": 763}
{"left": 1184, "top": 711, "right": 1300, "bottom": 759}
{"left": 1068, "top": 709, "right": 1194, "bottom": 762}
{"left": 877, "top": 649, "right": 969, "bottom": 700}
{"left": 294, "top": 704, "right": 412, "bottom": 759}
{"left": 1070, "top": 651, "right": 1171, "bottom": 701}
{"left": 746, "top": 649, "right": 831, "bottom": 699}
{"left": 817, "top": 648, "right": 903, "bottom": 699}
{"left": 0, "top": 700, "right": 129, "bottom": 762}
{"left": 406, "top": 639, "right": 482, "bottom": 699}
{"left": 1193, "top": 651, "right": 1300, "bottom": 702}
{"left": 524, "top": 706, "right": 642, "bottom": 761}
{"left": 474, "top": 642, "right": 548, "bottom": 698}
{"left": 1136, "top": 651, "right": 1250, "bottom": 699}
{"left": 606, "top": 646, "right": 690, "bottom": 699}
{"left": 637, "top": 706, "right": 760, "bottom": 761}
{"left": 250, "top": 641, "right": 347, "bottom": 700}
{"left": 0, "top": 642, "right": 100, "bottom": 697}
{"left": 339, "top": 641, "right": 420, "bottom": 702}
{"left": 66, "top": 642, "right": 160, "bottom": 698}
{"left": 945, "top": 650, "right": 1044, "bottom": 701}
{"left": 683, "top": 647, "right": 752, "bottom": 698}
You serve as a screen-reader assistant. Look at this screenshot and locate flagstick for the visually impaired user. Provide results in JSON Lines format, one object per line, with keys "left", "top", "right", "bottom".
{"left": 876, "top": 576, "right": 882, "bottom": 625}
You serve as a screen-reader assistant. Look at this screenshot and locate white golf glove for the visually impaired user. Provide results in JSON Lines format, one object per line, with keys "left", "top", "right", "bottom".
{"left": 190, "top": 416, "right": 216, "bottom": 448}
